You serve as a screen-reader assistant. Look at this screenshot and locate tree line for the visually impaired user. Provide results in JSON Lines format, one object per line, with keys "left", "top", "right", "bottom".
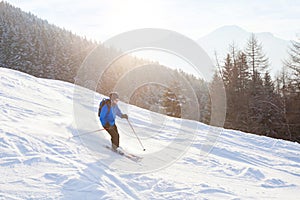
{"left": 210, "top": 34, "right": 300, "bottom": 142}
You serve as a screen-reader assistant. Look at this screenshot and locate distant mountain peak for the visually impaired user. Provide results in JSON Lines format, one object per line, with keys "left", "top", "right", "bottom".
{"left": 216, "top": 25, "right": 247, "bottom": 32}
{"left": 258, "top": 32, "right": 274, "bottom": 36}
{"left": 197, "top": 25, "right": 290, "bottom": 76}
{"left": 200, "top": 25, "right": 249, "bottom": 43}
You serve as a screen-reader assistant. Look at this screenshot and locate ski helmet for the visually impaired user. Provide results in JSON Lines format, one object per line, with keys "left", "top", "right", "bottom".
{"left": 109, "top": 92, "right": 119, "bottom": 100}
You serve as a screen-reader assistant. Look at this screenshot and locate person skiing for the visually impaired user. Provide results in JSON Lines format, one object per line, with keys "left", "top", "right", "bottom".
{"left": 99, "top": 92, "right": 128, "bottom": 151}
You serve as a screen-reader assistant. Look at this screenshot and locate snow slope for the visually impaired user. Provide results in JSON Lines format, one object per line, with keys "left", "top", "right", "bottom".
{"left": 1, "top": 68, "right": 300, "bottom": 199}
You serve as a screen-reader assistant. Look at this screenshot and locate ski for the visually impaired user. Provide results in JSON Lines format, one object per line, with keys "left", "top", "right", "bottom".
{"left": 104, "top": 145, "right": 142, "bottom": 162}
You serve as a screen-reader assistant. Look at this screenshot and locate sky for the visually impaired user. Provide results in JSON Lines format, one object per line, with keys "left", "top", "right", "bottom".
{"left": 5, "top": 0, "right": 300, "bottom": 42}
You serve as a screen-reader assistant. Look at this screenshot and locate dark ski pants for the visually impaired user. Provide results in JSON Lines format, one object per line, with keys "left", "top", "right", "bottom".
{"left": 104, "top": 124, "right": 119, "bottom": 150}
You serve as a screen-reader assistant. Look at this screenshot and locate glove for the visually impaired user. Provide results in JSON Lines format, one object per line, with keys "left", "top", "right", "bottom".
{"left": 121, "top": 114, "right": 128, "bottom": 119}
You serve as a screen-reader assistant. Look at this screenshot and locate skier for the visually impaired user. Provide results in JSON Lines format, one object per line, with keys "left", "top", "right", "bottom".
{"left": 99, "top": 92, "right": 128, "bottom": 152}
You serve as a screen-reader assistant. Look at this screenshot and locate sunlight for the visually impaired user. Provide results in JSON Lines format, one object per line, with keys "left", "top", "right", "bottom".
{"left": 109, "top": 0, "right": 165, "bottom": 29}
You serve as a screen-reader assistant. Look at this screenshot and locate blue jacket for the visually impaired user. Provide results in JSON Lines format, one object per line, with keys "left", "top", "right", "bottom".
{"left": 100, "top": 101, "right": 123, "bottom": 127}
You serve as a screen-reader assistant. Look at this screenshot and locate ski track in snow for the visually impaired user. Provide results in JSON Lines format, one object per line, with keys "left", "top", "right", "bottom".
{"left": 0, "top": 68, "right": 300, "bottom": 200}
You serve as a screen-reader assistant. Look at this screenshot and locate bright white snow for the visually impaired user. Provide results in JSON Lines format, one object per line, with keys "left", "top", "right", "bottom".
{"left": 0, "top": 68, "right": 300, "bottom": 199}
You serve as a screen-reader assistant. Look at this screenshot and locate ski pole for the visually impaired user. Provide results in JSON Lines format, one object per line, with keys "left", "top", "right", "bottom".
{"left": 127, "top": 119, "right": 146, "bottom": 151}
{"left": 69, "top": 128, "right": 105, "bottom": 139}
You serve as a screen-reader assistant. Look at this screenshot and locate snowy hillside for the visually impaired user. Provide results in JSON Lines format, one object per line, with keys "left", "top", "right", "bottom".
{"left": 1, "top": 68, "right": 300, "bottom": 199}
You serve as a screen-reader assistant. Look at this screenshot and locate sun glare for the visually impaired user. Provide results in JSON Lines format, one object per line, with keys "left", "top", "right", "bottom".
{"left": 110, "top": 0, "right": 164, "bottom": 29}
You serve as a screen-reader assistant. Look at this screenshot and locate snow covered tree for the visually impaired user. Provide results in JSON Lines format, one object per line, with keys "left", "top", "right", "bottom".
{"left": 0, "top": 2, "right": 97, "bottom": 82}
{"left": 161, "top": 79, "right": 186, "bottom": 118}
{"left": 129, "top": 83, "right": 166, "bottom": 114}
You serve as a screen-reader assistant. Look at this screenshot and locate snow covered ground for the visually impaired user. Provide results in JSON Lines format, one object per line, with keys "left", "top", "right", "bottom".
{"left": 1, "top": 68, "right": 299, "bottom": 199}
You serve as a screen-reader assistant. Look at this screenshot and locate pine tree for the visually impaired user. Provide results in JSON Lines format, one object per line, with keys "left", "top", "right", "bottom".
{"left": 245, "top": 33, "right": 269, "bottom": 84}
{"left": 236, "top": 51, "right": 250, "bottom": 93}
{"left": 261, "top": 72, "right": 289, "bottom": 138}
{"left": 283, "top": 38, "right": 300, "bottom": 141}
{"left": 209, "top": 71, "right": 226, "bottom": 127}
{"left": 221, "top": 47, "right": 250, "bottom": 130}
{"left": 263, "top": 71, "right": 274, "bottom": 94}
{"left": 248, "top": 71, "right": 265, "bottom": 134}
{"left": 222, "top": 54, "right": 233, "bottom": 87}
{"left": 284, "top": 39, "right": 300, "bottom": 89}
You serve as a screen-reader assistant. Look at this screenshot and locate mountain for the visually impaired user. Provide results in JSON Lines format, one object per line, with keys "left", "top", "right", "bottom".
{"left": 197, "top": 25, "right": 291, "bottom": 76}
{"left": 1, "top": 67, "right": 299, "bottom": 199}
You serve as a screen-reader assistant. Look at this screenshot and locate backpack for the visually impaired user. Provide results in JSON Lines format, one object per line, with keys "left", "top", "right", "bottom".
{"left": 98, "top": 98, "right": 111, "bottom": 117}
